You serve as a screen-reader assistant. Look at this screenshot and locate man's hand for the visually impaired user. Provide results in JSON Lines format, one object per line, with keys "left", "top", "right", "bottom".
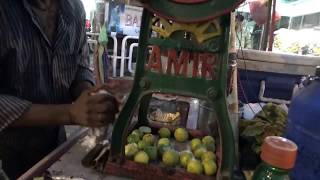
{"left": 69, "top": 85, "right": 119, "bottom": 127}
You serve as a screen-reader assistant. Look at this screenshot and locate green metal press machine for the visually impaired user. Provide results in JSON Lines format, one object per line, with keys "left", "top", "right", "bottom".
{"left": 105, "top": 0, "right": 243, "bottom": 179}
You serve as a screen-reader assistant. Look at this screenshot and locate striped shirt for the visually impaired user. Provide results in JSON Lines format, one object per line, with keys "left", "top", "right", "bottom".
{"left": 0, "top": 0, "right": 94, "bottom": 131}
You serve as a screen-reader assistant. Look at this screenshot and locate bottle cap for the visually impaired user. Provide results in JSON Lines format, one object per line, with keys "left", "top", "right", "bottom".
{"left": 261, "top": 136, "right": 298, "bottom": 170}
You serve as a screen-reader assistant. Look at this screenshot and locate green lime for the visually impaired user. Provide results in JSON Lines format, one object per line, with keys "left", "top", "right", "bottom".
{"left": 158, "top": 127, "right": 171, "bottom": 138}
{"left": 158, "top": 138, "right": 170, "bottom": 147}
{"left": 202, "top": 159, "right": 217, "bottom": 176}
{"left": 180, "top": 151, "right": 193, "bottom": 168}
{"left": 134, "top": 151, "right": 149, "bottom": 164}
{"left": 202, "top": 135, "right": 215, "bottom": 145}
{"left": 125, "top": 143, "right": 138, "bottom": 158}
{"left": 187, "top": 159, "right": 203, "bottom": 175}
{"left": 127, "top": 133, "right": 140, "bottom": 144}
{"left": 132, "top": 129, "right": 143, "bottom": 139}
{"left": 190, "top": 138, "right": 202, "bottom": 152}
{"left": 201, "top": 151, "right": 216, "bottom": 162}
{"left": 139, "top": 126, "right": 152, "bottom": 134}
{"left": 194, "top": 145, "right": 207, "bottom": 159}
{"left": 142, "top": 134, "right": 156, "bottom": 146}
{"left": 158, "top": 144, "right": 171, "bottom": 156}
{"left": 144, "top": 146, "right": 158, "bottom": 161}
{"left": 205, "top": 143, "right": 216, "bottom": 152}
{"left": 162, "top": 150, "right": 179, "bottom": 167}
{"left": 137, "top": 140, "right": 148, "bottom": 150}
{"left": 174, "top": 128, "right": 189, "bottom": 142}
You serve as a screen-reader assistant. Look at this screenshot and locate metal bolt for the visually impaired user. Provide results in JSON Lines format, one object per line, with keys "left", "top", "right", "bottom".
{"left": 207, "top": 87, "right": 218, "bottom": 99}
{"left": 139, "top": 79, "right": 150, "bottom": 89}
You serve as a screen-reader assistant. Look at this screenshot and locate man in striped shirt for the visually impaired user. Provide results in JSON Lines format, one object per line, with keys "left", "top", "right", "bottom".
{"left": 0, "top": 0, "right": 118, "bottom": 179}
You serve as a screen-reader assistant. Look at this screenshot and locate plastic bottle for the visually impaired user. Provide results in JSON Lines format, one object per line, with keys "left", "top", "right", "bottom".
{"left": 285, "top": 79, "right": 320, "bottom": 179}
{"left": 252, "top": 136, "right": 297, "bottom": 180}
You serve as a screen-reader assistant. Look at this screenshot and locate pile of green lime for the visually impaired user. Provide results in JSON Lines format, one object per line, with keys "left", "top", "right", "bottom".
{"left": 183, "top": 135, "right": 217, "bottom": 176}
{"left": 125, "top": 126, "right": 156, "bottom": 164}
{"left": 125, "top": 126, "right": 217, "bottom": 176}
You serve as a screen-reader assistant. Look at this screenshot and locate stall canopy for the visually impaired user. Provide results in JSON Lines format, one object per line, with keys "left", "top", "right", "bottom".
{"left": 238, "top": 0, "right": 320, "bottom": 17}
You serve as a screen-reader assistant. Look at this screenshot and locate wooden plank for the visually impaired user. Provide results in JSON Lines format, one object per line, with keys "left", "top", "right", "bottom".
{"left": 237, "top": 49, "right": 320, "bottom": 75}
{"left": 238, "top": 59, "right": 317, "bottom": 75}
{"left": 237, "top": 49, "right": 320, "bottom": 66}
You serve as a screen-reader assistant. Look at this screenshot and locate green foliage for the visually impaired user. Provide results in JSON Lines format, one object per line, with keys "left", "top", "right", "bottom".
{"left": 273, "top": 36, "right": 282, "bottom": 50}
{"left": 240, "top": 103, "right": 288, "bottom": 154}
{"left": 313, "top": 46, "right": 320, "bottom": 56}
{"left": 241, "top": 121, "right": 266, "bottom": 137}
{"left": 286, "top": 42, "right": 300, "bottom": 54}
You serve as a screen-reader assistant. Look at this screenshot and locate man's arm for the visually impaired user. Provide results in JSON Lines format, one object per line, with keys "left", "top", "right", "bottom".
{"left": 70, "top": 6, "right": 95, "bottom": 99}
{"left": 0, "top": 95, "right": 32, "bottom": 131}
{"left": 7, "top": 86, "right": 115, "bottom": 129}
{"left": 3, "top": 44, "right": 112, "bottom": 129}
{"left": 71, "top": 44, "right": 95, "bottom": 99}
{"left": 12, "top": 104, "right": 71, "bottom": 127}
{"left": 0, "top": 95, "right": 71, "bottom": 131}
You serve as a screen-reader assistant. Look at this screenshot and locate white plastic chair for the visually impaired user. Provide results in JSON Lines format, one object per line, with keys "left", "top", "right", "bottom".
{"left": 109, "top": 34, "right": 120, "bottom": 77}
{"left": 128, "top": 43, "right": 139, "bottom": 74}
{"left": 120, "top": 36, "right": 139, "bottom": 77}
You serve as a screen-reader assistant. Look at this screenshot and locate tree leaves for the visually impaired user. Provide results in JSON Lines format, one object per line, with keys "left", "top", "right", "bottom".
{"left": 241, "top": 121, "right": 266, "bottom": 137}
{"left": 240, "top": 103, "right": 288, "bottom": 154}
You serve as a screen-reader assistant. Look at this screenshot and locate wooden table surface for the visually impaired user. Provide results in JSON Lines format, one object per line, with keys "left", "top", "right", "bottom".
{"left": 19, "top": 127, "right": 130, "bottom": 180}
{"left": 48, "top": 131, "right": 130, "bottom": 180}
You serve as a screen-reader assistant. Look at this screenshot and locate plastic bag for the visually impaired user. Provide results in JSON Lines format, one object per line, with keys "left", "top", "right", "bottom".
{"left": 98, "top": 23, "right": 108, "bottom": 47}
{"left": 248, "top": 0, "right": 280, "bottom": 25}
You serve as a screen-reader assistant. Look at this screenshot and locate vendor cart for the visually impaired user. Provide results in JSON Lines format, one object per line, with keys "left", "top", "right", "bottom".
{"left": 19, "top": 0, "right": 245, "bottom": 179}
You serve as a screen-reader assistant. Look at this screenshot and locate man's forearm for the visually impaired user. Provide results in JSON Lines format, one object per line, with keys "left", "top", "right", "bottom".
{"left": 12, "top": 81, "right": 93, "bottom": 127}
{"left": 13, "top": 104, "right": 72, "bottom": 127}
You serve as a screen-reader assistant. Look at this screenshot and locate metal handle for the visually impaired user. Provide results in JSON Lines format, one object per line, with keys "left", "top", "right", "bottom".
{"left": 258, "top": 80, "right": 298, "bottom": 104}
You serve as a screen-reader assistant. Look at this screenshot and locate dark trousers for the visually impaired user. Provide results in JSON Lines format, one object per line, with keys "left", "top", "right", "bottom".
{"left": 0, "top": 126, "right": 65, "bottom": 179}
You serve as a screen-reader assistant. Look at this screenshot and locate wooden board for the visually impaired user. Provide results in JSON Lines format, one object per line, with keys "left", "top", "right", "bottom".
{"left": 237, "top": 49, "right": 320, "bottom": 75}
